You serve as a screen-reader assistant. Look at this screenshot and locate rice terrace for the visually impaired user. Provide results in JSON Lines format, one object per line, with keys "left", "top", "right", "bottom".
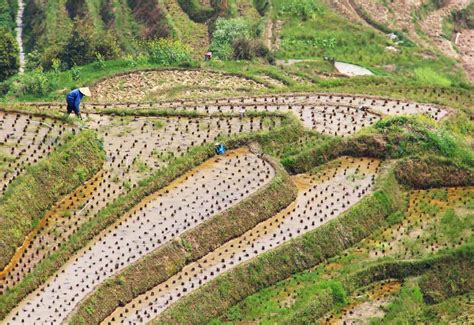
{"left": 0, "top": 0, "right": 473, "bottom": 324}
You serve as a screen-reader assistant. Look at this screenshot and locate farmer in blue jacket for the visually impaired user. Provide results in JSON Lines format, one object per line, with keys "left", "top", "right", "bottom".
{"left": 66, "top": 87, "right": 91, "bottom": 119}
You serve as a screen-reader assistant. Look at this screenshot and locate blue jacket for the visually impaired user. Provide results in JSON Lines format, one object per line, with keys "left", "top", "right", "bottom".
{"left": 66, "top": 89, "right": 84, "bottom": 110}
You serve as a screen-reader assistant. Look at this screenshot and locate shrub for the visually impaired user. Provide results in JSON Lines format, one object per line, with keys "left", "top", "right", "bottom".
{"left": 452, "top": 3, "right": 474, "bottom": 29}
{"left": 233, "top": 38, "right": 254, "bottom": 60}
{"left": 253, "top": 0, "right": 270, "bottom": 16}
{"left": 25, "top": 50, "right": 42, "bottom": 71}
{"left": 177, "top": 0, "right": 216, "bottom": 23}
{"left": 94, "top": 52, "right": 106, "bottom": 69}
{"left": 70, "top": 65, "right": 81, "bottom": 81}
{"left": 59, "top": 17, "right": 120, "bottom": 68}
{"left": 278, "top": 0, "right": 322, "bottom": 20}
{"left": 232, "top": 38, "right": 271, "bottom": 62}
{"left": 210, "top": 18, "right": 253, "bottom": 60}
{"left": 144, "top": 39, "right": 193, "bottom": 66}
{"left": 15, "top": 68, "right": 54, "bottom": 96}
{"left": 0, "top": 28, "right": 18, "bottom": 81}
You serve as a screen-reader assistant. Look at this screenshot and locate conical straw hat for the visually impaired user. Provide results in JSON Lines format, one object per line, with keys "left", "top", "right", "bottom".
{"left": 79, "top": 87, "right": 91, "bottom": 97}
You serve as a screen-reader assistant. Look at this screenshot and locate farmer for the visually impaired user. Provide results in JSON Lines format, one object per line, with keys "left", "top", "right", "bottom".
{"left": 66, "top": 87, "right": 91, "bottom": 119}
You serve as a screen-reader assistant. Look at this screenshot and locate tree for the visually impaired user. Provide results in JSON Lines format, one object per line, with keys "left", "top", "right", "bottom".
{"left": 59, "top": 17, "right": 119, "bottom": 68}
{"left": 0, "top": 28, "right": 19, "bottom": 81}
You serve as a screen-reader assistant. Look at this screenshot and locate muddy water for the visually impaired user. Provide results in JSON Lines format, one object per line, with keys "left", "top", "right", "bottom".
{"left": 103, "top": 157, "right": 382, "bottom": 324}
{"left": 0, "top": 115, "right": 279, "bottom": 294}
{"left": 4, "top": 149, "right": 274, "bottom": 324}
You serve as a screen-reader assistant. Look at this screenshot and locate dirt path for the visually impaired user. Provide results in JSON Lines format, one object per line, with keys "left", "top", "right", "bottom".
{"left": 4, "top": 149, "right": 274, "bottom": 324}
{"left": 15, "top": 0, "right": 25, "bottom": 73}
{"left": 102, "top": 157, "right": 381, "bottom": 324}
{"left": 0, "top": 114, "right": 279, "bottom": 295}
{"left": 419, "top": 0, "right": 471, "bottom": 58}
{"left": 264, "top": 18, "right": 274, "bottom": 50}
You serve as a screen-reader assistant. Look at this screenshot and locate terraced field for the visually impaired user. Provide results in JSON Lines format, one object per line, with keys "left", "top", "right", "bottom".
{"left": 103, "top": 157, "right": 381, "bottom": 324}
{"left": 0, "top": 113, "right": 279, "bottom": 293}
{"left": 211, "top": 186, "right": 473, "bottom": 324}
{"left": 1, "top": 0, "right": 473, "bottom": 322}
{"left": 4, "top": 148, "right": 274, "bottom": 324}
{"left": 92, "top": 70, "right": 269, "bottom": 102}
{"left": 23, "top": 92, "right": 449, "bottom": 136}
{"left": 0, "top": 81, "right": 471, "bottom": 325}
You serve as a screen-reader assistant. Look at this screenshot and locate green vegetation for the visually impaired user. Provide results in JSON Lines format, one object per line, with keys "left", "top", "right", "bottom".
{"left": 201, "top": 186, "right": 473, "bottom": 324}
{"left": 143, "top": 38, "right": 193, "bottom": 66}
{"left": 0, "top": 0, "right": 17, "bottom": 31}
{"left": 288, "top": 114, "right": 474, "bottom": 176}
{"left": 177, "top": 0, "right": 216, "bottom": 23}
{"left": 379, "top": 280, "right": 472, "bottom": 324}
{"left": 0, "top": 130, "right": 105, "bottom": 270}
{"left": 0, "top": 29, "right": 19, "bottom": 82}
{"left": 210, "top": 18, "right": 259, "bottom": 60}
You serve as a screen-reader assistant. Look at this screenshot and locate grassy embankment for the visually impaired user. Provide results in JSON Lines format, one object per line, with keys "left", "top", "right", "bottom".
{"left": 0, "top": 130, "right": 105, "bottom": 270}
{"left": 286, "top": 115, "right": 474, "bottom": 185}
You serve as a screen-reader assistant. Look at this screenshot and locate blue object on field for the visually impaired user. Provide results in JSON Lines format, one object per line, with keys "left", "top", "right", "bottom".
{"left": 215, "top": 143, "right": 226, "bottom": 155}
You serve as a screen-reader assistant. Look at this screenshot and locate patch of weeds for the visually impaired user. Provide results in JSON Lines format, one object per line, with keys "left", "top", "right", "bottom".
{"left": 181, "top": 239, "right": 193, "bottom": 252}
{"left": 386, "top": 211, "right": 405, "bottom": 226}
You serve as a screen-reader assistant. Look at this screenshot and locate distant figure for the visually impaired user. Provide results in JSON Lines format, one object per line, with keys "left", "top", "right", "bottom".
{"left": 215, "top": 143, "right": 225, "bottom": 155}
{"left": 204, "top": 51, "right": 213, "bottom": 61}
{"left": 66, "top": 87, "right": 91, "bottom": 119}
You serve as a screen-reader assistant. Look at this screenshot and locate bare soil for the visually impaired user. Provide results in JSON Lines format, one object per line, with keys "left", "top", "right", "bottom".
{"left": 92, "top": 70, "right": 267, "bottom": 102}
